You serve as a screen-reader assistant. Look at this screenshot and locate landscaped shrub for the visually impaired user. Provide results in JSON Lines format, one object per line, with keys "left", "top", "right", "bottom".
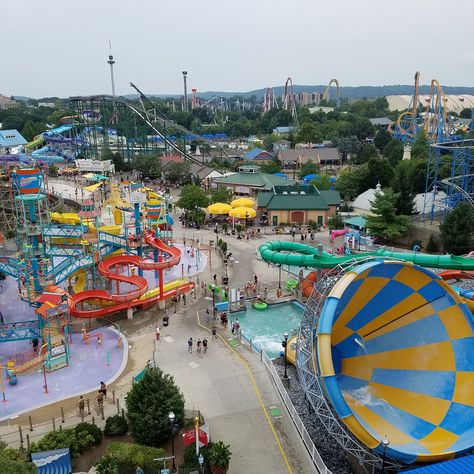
{"left": 180, "top": 443, "right": 212, "bottom": 471}
{"left": 0, "top": 442, "right": 36, "bottom": 474}
{"left": 96, "top": 442, "right": 167, "bottom": 473}
{"left": 104, "top": 415, "right": 128, "bottom": 437}
{"left": 75, "top": 422, "right": 102, "bottom": 445}
{"left": 31, "top": 422, "right": 101, "bottom": 458}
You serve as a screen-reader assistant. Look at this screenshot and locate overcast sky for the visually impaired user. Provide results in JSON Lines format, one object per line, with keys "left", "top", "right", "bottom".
{"left": 2, "top": 0, "right": 473, "bottom": 98}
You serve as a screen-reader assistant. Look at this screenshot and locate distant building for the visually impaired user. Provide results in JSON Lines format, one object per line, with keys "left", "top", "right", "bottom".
{"left": 0, "top": 95, "right": 18, "bottom": 110}
{"left": 0, "top": 129, "right": 27, "bottom": 153}
{"left": 386, "top": 94, "right": 474, "bottom": 112}
{"left": 212, "top": 164, "right": 292, "bottom": 196}
{"left": 278, "top": 148, "right": 341, "bottom": 174}
{"left": 272, "top": 139, "right": 291, "bottom": 153}
{"left": 273, "top": 126, "right": 297, "bottom": 135}
{"left": 243, "top": 148, "right": 273, "bottom": 161}
{"left": 369, "top": 117, "right": 393, "bottom": 129}
{"left": 75, "top": 159, "right": 115, "bottom": 174}
{"left": 294, "top": 92, "right": 322, "bottom": 107}
{"left": 38, "top": 102, "right": 56, "bottom": 108}
{"left": 257, "top": 184, "right": 341, "bottom": 226}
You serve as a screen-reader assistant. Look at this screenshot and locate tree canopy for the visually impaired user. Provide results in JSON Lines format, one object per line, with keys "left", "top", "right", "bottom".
{"left": 176, "top": 184, "right": 209, "bottom": 211}
{"left": 365, "top": 189, "right": 410, "bottom": 241}
{"left": 164, "top": 162, "right": 192, "bottom": 185}
{"left": 208, "top": 187, "right": 233, "bottom": 204}
{"left": 126, "top": 368, "right": 185, "bottom": 446}
{"left": 298, "top": 161, "right": 319, "bottom": 179}
{"left": 392, "top": 161, "right": 416, "bottom": 215}
{"left": 440, "top": 203, "right": 474, "bottom": 255}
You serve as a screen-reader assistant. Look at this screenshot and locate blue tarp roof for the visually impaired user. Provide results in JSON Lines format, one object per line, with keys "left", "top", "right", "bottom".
{"left": 273, "top": 172, "right": 288, "bottom": 179}
{"left": 407, "top": 454, "right": 474, "bottom": 472}
{"left": 0, "top": 129, "right": 27, "bottom": 147}
{"left": 31, "top": 448, "right": 72, "bottom": 474}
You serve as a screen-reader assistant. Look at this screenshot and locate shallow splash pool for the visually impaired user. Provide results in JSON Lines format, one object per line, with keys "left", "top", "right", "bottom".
{"left": 229, "top": 301, "right": 304, "bottom": 358}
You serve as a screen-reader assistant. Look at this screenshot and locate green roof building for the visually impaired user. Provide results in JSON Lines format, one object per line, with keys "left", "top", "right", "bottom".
{"left": 212, "top": 165, "right": 293, "bottom": 196}
{"left": 257, "top": 185, "right": 341, "bottom": 227}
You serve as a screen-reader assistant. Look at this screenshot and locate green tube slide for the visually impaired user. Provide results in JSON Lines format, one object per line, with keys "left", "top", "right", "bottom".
{"left": 259, "top": 241, "right": 474, "bottom": 270}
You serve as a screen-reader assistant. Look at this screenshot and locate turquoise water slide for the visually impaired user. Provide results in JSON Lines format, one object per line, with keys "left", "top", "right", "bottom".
{"left": 259, "top": 241, "right": 474, "bottom": 270}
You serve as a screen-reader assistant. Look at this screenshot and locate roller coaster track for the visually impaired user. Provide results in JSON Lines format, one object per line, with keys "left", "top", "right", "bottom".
{"left": 322, "top": 79, "right": 341, "bottom": 108}
{"left": 282, "top": 77, "right": 297, "bottom": 121}
{"left": 441, "top": 174, "right": 474, "bottom": 207}
{"left": 129, "top": 83, "right": 231, "bottom": 161}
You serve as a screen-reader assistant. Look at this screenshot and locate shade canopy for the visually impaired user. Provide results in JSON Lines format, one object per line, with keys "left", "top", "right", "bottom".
{"left": 82, "top": 182, "right": 103, "bottom": 192}
{"left": 231, "top": 197, "right": 256, "bottom": 208}
{"left": 229, "top": 206, "right": 256, "bottom": 218}
{"left": 207, "top": 203, "right": 233, "bottom": 215}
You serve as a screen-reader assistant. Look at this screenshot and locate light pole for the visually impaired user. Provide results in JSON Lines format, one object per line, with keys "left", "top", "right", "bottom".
{"left": 381, "top": 435, "right": 390, "bottom": 473}
{"left": 198, "top": 454, "right": 204, "bottom": 473}
{"left": 277, "top": 264, "right": 282, "bottom": 289}
{"left": 169, "top": 411, "right": 176, "bottom": 473}
{"left": 283, "top": 332, "right": 289, "bottom": 379}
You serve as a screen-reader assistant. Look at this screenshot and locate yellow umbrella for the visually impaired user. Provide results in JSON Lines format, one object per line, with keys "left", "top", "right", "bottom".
{"left": 229, "top": 207, "right": 256, "bottom": 218}
{"left": 207, "top": 203, "right": 233, "bottom": 215}
{"left": 82, "top": 182, "right": 103, "bottom": 192}
{"left": 231, "top": 197, "right": 256, "bottom": 208}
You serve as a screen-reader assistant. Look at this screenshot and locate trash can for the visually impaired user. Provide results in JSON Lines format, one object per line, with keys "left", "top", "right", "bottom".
{"left": 163, "top": 315, "right": 170, "bottom": 327}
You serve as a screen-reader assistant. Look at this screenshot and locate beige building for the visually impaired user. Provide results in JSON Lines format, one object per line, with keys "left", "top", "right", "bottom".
{"left": 0, "top": 95, "right": 18, "bottom": 110}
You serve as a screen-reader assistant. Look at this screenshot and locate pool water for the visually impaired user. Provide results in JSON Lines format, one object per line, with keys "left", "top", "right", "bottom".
{"left": 229, "top": 301, "right": 304, "bottom": 358}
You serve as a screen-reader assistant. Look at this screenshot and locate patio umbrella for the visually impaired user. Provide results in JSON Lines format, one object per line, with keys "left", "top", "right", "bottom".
{"left": 207, "top": 203, "right": 233, "bottom": 215}
{"left": 229, "top": 207, "right": 256, "bottom": 218}
{"left": 231, "top": 197, "right": 256, "bottom": 208}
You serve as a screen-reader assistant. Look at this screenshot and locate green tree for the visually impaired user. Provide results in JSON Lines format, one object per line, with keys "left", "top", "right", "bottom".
{"left": 440, "top": 203, "right": 474, "bottom": 255}
{"left": 132, "top": 155, "right": 163, "bottom": 180}
{"left": 126, "top": 368, "right": 185, "bottom": 446}
{"left": 335, "top": 169, "right": 360, "bottom": 200}
{"left": 310, "top": 173, "right": 331, "bottom": 190}
{"left": 336, "top": 136, "right": 361, "bottom": 162}
{"left": 259, "top": 159, "right": 282, "bottom": 174}
{"left": 459, "top": 108, "right": 472, "bottom": 119}
{"left": 411, "top": 131, "right": 430, "bottom": 160}
{"left": 426, "top": 234, "right": 440, "bottom": 253}
{"left": 208, "top": 187, "right": 233, "bottom": 204}
{"left": 365, "top": 189, "right": 410, "bottom": 241}
{"left": 367, "top": 157, "right": 394, "bottom": 188}
{"left": 0, "top": 442, "right": 36, "bottom": 474}
{"left": 295, "top": 122, "right": 320, "bottom": 144}
{"left": 298, "top": 161, "right": 319, "bottom": 179}
{"left": 351, "top": 116, "right": 375, "bottom": 140}
{"left": 48, "top": 164, "right": 59, "bottom": 178}
{"left": 164, "top": 162, "right": 192, "bottom": 185}
{"left": 177, "top": 184, "right": 209, "bottom": 211}
{"left": 383, "top": 138, "right": 404, "bottom": 167}
{"left": 356, "top": 143, "right": 378, "bottom": 164}
{"left": 327, "top": 213, "right": 345, "bottom": 230}
{"left": 374, "top": 128, "right": 392, "bottom": 152}
{"left": 392, "top": 161, "right": 416, "bottom": 215}
{"left": 21, "top": 120, "right": 38, "bottom": 142}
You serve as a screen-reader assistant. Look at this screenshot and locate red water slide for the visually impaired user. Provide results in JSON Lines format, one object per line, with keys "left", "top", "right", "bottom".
{"left": 438, "top": 270, "right": 474, "bottom": 281}
{"left": 302, "top": 272, "right": 318, "bottom": 297}
{"left": 69, "top": 234, "right": 183, "bottom": 318}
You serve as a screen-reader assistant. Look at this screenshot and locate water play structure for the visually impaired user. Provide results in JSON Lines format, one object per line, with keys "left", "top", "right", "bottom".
{"left": 259, "top": 241, "right": 474, "bottom": 469}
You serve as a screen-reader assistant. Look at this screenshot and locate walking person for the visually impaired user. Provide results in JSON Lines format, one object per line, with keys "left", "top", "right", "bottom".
{"left": 76, "top": 395, "right": 85, "bottom": 417}
{"left": 100, "top": 381, "right": 107, "bottom": 397}
{"left": 96, "top": 390, "right": 104, "bottom": 414}
{"left": 155, "top": 325, "right": 161, "bottom": 341}
{"left": 187, "top": 337, "right": 193, "bottom": 353}
{"left": 203, "top": 337, "right": 208, "bottom": 354}
{"left": 97, "top": 334, "right": 103, "bottom": 348}
{"left": 196, "top": 338, "right": 202, "bottom": 357}
{"left": 211, "top": 326, "right": 217, "bottom": 340}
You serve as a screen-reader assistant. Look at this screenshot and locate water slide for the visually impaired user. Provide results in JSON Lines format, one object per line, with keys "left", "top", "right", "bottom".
{"left": 314, "top": 260, "right": 474, "bottom": 464}
{"left": 259, "top": 241, "right": 474, "bottom": 271}
{"left": 438, "top": 270, "right": 474, "bottom": 311}
{"left": 69, "top": 234, "right": 186, "bottom": 318}
{"left": 25, "top": 135, "right": 45, "bottom": 151}
{"left": 302, "top": 272, "right": 318, "bottom": 297}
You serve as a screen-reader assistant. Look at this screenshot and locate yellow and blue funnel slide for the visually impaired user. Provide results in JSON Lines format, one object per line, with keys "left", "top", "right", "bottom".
{"left": 316, "top": 260, "right": 474, "bottom": 464}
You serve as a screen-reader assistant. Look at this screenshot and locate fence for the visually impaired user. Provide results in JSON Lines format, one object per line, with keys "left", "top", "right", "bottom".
{"left": 235, "top": 328, "right": 332, "bottom": 474}
{"left": 0, "top": 389, "right": 126, "bottom": 450}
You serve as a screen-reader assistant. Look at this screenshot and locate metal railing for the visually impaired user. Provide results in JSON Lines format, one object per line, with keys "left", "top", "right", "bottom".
{"left": 236, "top": 328, "right": 332, "bottom": 474}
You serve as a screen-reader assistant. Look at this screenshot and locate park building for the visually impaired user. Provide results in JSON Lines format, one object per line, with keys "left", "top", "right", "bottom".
{"left": 212, "top": 164, "right": 292, "bottom": 196}
{"left": 257, "top": 184, "right": 341, "bottom": 226}
{"left": 0, "top": 94, "right": 18, "bottom": 110}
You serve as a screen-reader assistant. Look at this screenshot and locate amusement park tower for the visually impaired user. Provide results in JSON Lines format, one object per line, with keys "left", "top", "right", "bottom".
{"left": 107, "top": 43, "right": 116, "bottom": 97}
{"left": 182, "top": 71, "right": 188, "bottom": 112}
